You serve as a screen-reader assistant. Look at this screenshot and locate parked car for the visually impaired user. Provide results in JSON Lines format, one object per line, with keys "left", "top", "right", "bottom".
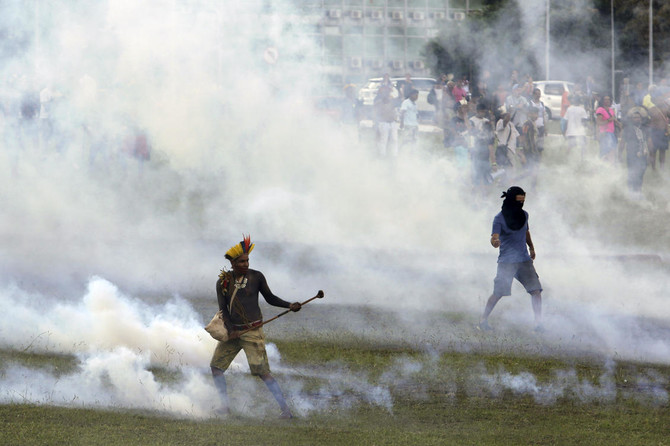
{"left": 358, "top": 77, "right": 436, "bottom": 123}
{"left": 533, "top": 80, "right": 574, "bottom": 120}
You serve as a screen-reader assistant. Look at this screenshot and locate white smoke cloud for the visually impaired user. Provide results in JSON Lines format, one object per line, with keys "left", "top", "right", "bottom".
{"left": 1, "top": 0, "right": 670, "bottom": 418}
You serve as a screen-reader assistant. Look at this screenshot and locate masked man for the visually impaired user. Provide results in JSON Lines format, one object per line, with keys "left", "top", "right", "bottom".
{"left": 478, "top": 187, "right": 543, "bottom": 332}
{"left": 210, "top": 235, "right": 301, "bottom": 418}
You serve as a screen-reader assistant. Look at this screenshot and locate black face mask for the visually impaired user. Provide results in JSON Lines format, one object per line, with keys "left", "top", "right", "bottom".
{"left": 500, "top": 187, "right": 527, "bottom": 231}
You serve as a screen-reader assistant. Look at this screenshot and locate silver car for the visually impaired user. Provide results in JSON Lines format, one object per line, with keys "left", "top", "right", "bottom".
{"left": 533, "top": 80, "right": 574, "bottom": 120}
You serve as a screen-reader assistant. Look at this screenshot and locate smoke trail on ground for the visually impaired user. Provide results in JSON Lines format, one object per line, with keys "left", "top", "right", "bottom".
{"left": 474, "top": 361, "right": 668, "bottom": 406}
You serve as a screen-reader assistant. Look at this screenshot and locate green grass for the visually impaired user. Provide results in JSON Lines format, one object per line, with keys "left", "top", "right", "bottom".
{"left": 1, "top": 339, "right": 669, "bottom": 446}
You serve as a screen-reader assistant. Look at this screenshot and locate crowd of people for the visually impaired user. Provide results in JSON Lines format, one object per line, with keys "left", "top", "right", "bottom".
{"left": 358, "top": 69, "right": 670, "bottom": 198}
{"left": 0, "top": 73, "right": 151, "bottom": 175}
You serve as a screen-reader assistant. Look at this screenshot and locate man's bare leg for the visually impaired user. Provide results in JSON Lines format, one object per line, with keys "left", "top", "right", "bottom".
{"left": 211, "top": 366, "right": 230, "bottom": 415}
{"left": 531, "top": 290, "right": 542, "bottom": 330}
{"left": 479, "top": 294, "right": 503, "bottom": 330}
{"left": 260, "top": 373, "right": 293, "bottom": 418}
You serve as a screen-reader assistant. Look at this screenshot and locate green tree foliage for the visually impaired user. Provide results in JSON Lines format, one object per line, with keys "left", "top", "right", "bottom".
{"left": 613, "top": 0, "right": 670, "bottom": 77}
{"left": 425, "top": 0, "right": 670, "bottom": 88}
{"left": 422, "top": 0, "right": 538, "bottom": 88}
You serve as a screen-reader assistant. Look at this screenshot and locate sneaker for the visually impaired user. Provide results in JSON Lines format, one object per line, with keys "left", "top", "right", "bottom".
{"left": 477, "top": 321, "right": 493, "bottom": 332}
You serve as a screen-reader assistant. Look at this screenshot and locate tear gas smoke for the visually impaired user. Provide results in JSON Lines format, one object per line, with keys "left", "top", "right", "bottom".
{"left": 1, "top": 0, "right": 670, "bottom": 418}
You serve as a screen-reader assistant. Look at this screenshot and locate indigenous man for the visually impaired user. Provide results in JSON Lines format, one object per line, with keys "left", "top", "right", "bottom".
{"left": 210, "top": 235, "right": 301, "bottom": 419}
{"left": 478, "top": 187, "right": 543, "bottom": 332}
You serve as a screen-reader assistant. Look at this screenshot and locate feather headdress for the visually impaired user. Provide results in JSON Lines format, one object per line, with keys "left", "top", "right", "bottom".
{"left": 225, "top": 234, "right": 255, "bottom": 260}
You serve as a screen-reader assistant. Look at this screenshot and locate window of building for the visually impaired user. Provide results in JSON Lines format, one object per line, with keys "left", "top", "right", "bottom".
{"left": 406, "top": 27, "right": 426, "bottom": 37}
{"left": 387, "top": 26, "right": 405, "bottom": 36}
{"left": 387, "top": 0, "right": 406, "bottom": 7}
{"left": 387, "top": 37, "right": 406, "bottom": 58}
{"left": 364, "top": 36, "right": 385, "bottom": 57}
{"left": 343, "top": 35, "right": 364, "bottom": 54}
{"left": 342, "top": 25, "right": 364, "bottom": 34}
{"left": 407, "top": 38, "right": 426, "bottom": 57}
{"left": 324, "top": 35, "right": 343, "bottom": 54}
{"left": 365, "top": 26, "right": 385, "bottom": 35}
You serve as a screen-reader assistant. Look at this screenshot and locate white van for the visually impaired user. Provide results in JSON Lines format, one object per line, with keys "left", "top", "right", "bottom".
{"left": 533, "top": 80, "right": 574, "bottom": 120}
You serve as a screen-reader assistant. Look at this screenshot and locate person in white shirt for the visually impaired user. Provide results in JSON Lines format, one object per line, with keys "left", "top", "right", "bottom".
{"left": 504, "top": 84, "right": 529, "bottom": 131}
{"left": 400, "top": 89, "right": 420, "bottom": 150}
{"left": 374, "top": 86, "right": 399, "bottom": 157}
{"left": 495, "top": 112, "right": 520, "bottom": 168}
{"left": 469, "top": 102, "right": 490, "bottom": 133}
{"left": 530, "top": 88, "right": 547, "bottom": 152}
{"left": 564, "top": 96, "right": 589, "bottom": 159}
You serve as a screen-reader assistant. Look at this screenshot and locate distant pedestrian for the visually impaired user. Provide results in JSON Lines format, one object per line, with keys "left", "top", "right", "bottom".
{"left": 646, "top": 91, "right": 669, "bottom": 170}
{"left": 452, "top": 79, "right": 468, "bottom": 103}
{"left": 444, "top": 103, "right": 470, "bottom": 171}
{"left": 595, "top": 95, "right": 619, "bottom": 163}
{"left": 400, "top": 89, "right": 419, "bottom": 151}
{"left": 519, "top": 107, "right": 541, "bottom": 187}
{"left": 495, "top": 112, "right": 519, "bottom": 169}
{"left": 398, "top": 73, "right": 414, "bottom": 100}
{"left": 529, "top": 88, "right": 547, "bottom": 153}
{"left": 471, "top": 120, "right": 495, "bottom": 190}
{"left": 505, "top": 84, "right": 529, "bottom": 133}
{"left": 564, "top": 96, "right": 589, "bottom": 159}
{"left": 374, "top": 86, "right": 399, "bottom": 157}
{"left": 618, "top": 110, "right": 650, "bottom": 197}
{"left": 560, "top": 86, "right": 570, "bottom": 135}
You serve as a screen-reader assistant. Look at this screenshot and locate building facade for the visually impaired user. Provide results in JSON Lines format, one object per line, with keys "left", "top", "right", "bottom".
{"left": 292, "top": 0, "right": 484, "bottom": 87}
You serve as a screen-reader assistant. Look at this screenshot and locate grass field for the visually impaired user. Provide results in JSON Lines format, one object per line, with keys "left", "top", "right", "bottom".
{"left": 2, "top": 336, "right": 669, "bottom": 446}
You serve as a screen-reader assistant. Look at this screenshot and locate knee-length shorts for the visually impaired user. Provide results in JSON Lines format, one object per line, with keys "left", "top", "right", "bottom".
{"left": 493, "top": 261, "right": 542, "bottom": 297}
{"left": 210, "top": 327, "right": 270, "bottom": 376}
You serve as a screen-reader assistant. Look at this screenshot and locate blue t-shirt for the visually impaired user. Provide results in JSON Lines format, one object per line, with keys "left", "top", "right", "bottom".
{"left": 492, "top": 211, "right": 531, "bottom": 263}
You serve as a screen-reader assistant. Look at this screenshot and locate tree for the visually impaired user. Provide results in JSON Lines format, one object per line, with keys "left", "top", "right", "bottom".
{"left": 424, "top": 0, "right": 670, "bottom": 92}
{"left": 423, "top": 0, "right": 539, "bottom": 90}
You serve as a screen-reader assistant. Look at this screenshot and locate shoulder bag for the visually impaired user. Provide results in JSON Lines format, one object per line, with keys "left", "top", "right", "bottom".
{"left": 204, "top": 279, "right": 243, "bottom": 342}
